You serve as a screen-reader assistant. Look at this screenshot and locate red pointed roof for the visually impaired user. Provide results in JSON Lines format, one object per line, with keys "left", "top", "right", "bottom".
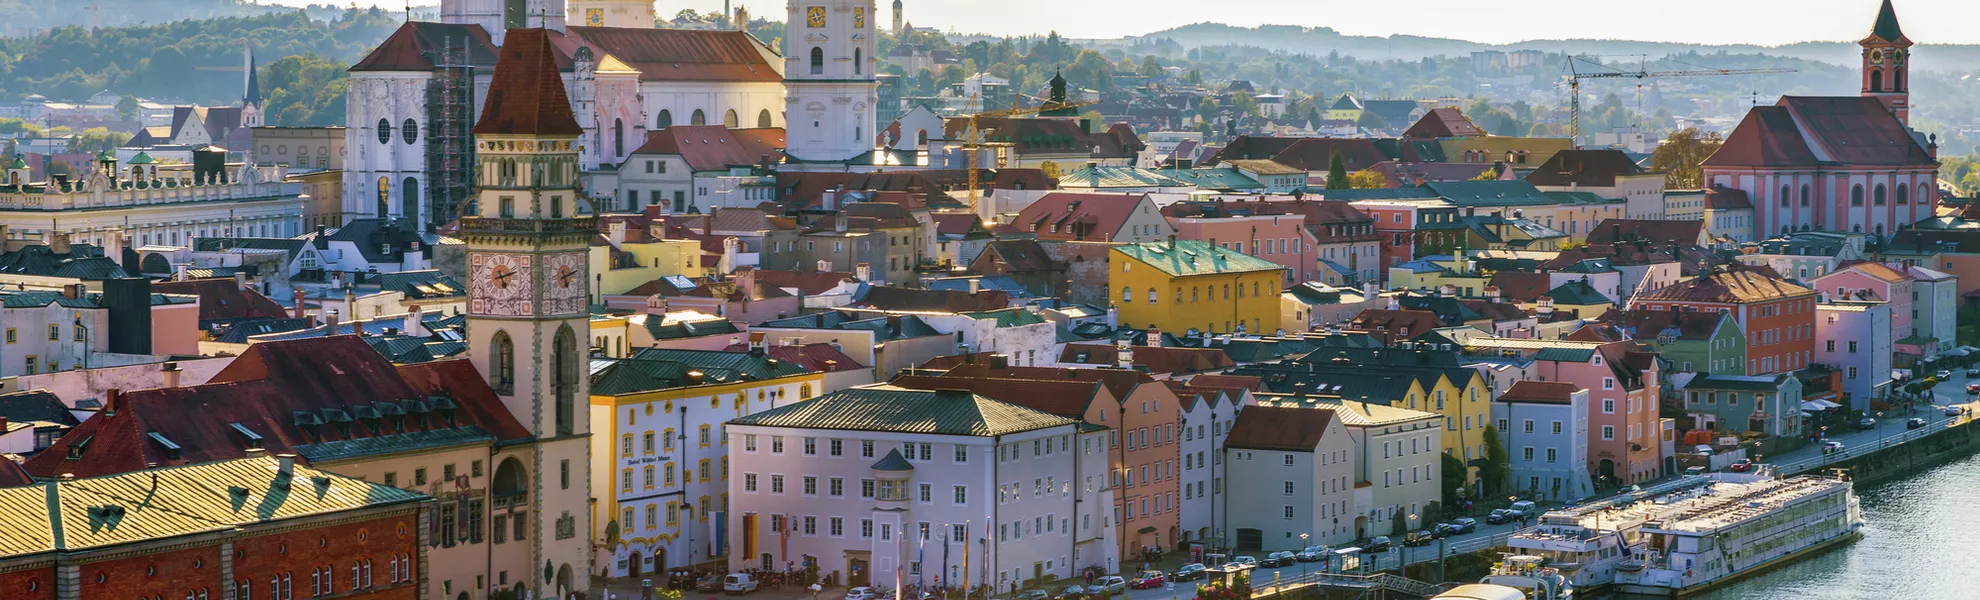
{"left": 473, "top": 28, "right": 583, "bottom": 136}
{"left": 1704, "top": 97, "right": 1932, "bottom": 168}
{"left": 351, "top": 22, "right": 501, "bottom": 72}
{"left": 1403, "top": 108, "right": 1485, "bottom": 139}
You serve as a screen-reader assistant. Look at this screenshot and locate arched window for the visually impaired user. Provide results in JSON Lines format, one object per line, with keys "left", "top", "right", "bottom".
{"left": 724, "top": 109, "right": 739, "bottom": 128}
{"left": 1147, "top": 289, "right": 1156, "bottom": 304}
{"left": 1800, "top": 184, "right": 1811, "bottom": 206}
{"left": 1874, "top": 184, "right": 1886, "bottom": 205}
{"left": 1870, "top": 70, "right": 1884, "bottom": 93}
{"left": 402, "top": 176, "right": 419, "bottom": 226}
{"left": 490, "top": 330, "right": 514, "bottom": 393}
{"left": 810, "top": 47, "right": 825, "bottom": 75}
{"left": 403, "top": 118, "right": 419, "bottom": 145}
{"left": 1851, "top": 184, "right": 1864, "bottom": 206}
{"left": 1779, "top": 185, "right": 1790, "bottom": 207}
{"left": 553, "top": 325, "right": 579, "bottom": 436}
{"left": 758, "top": 109, "right": 773, "bottom": 128}
{"left": 492, "top": 457, "right": 527, "bottom": 499}
{"left": 656, "top": 109, "right": 673, "bottom": 129}
{"left": 1223, "top": 284, "right": 1230, "bottom": 299}
{"left": 375, "top": 176, "right": 390, "bottom": 217}
{"left": 1895, "top": 71, "right": 1904, "bottom": 92}
{"left": 1174, "top": 288, "right": 1182, "bottom": 304}
{"left": 854, "top": 48, "right": 863, "bottom": 75}
{"left": 1896, "top": 184, "right": 1909, "bottom": 205}
{"left": 613, "top": 118, "right": 624, "bottom": 157}
{"left": 1121, "top": 287, "right": 1131, "bottom": 303}
{"left": 1191, "top": 287, "right": 1199, "bottom": 303}
{"left": 691, "top": 109, "right": 707, "bottom": 126}
{"left": 377, "top": 119, "right": 393, "bottom": 145}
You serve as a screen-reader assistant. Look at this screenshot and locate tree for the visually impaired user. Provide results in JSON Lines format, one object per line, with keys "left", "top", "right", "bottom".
{"left": 1356, "top": 110, "right": 1387, "bottom": 131}
{"left": 1229, "top": 92, "right": 1257, "bottom": 118}
{"left": 1480, "top": 424, "right": 1509, "bottom": 496}
{"left": 1079, "top": 110, "right": 1105, "bottom": 133}
{"left": 1652, "top": 127, "right": 1724, "bottom": 189}
{"left": 1325, "top": 151, "right": 1349, "bottom": 190}
{"left": 1473, "top": 163, "right": 1504, "bottom": 181}
{"left": 1441, "top": 453, "right": 1468, "bottom": 508}
{"left": 1347, "top": 170, "right": 1387, "bottom": 189}
{"left": 1138, "top": 56, "right": 1162, "bottom": 78}
{"left": 115, "top": 95, "right": 139, "bottom": 121}
{"left": 67, "top": 127, "right": 131, "bottom": 154}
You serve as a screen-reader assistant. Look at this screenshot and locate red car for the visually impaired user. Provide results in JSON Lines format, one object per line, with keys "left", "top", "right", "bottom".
{"left": 1129, "top": 571, "right": 1166, "bottom": 590}
{"left": 1728, "top": 459, "right": 1753, "bottom": 472}
{"left": 1967, "top": 382, "right": 1980, "bottom": 394}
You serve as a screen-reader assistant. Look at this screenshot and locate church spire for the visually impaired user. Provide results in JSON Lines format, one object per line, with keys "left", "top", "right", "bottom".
{"left": 473, "top": 28, "right": 582, "bottom": 135}
{"left": 1867, "top": 0, "right": 1905, "bottom": 43}
{"left": 243, "top": 46, "right": 261, "bottom": 108}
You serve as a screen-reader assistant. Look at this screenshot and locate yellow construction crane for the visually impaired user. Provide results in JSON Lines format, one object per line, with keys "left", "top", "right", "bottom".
{"left": 1563, "top": 55, "right": 1794, "bottom": 146}
{"left": 956, "top": 93, "right": 1098, "bottom": 215}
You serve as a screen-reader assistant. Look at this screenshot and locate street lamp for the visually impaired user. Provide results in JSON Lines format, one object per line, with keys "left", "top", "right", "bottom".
{"left": 1299, "top": 533, "right": 1310, "bottom": 577}
{"left": 1877, "top": 411, "right": 1888, "bottom": 448}
{"left": 682, "top": 503, "right": 696, "bottom": 575}
{"left": 1403, "top": 514, "right": 1417, "bottom": 577}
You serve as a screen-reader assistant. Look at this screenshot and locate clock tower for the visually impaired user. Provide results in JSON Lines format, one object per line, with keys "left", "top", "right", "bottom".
{"left": 461, "top": 27, "right": 594, "bottom": 599}
{"left": 1860, "top": 0, "right": 1911, "bottom": 124}
{"left": 784, "top": 0, "right": 879, "bottom": 163}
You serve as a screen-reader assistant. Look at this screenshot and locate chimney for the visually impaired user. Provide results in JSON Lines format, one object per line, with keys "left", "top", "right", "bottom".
{"left": 823, "top": 185, "right": 841, "bottom": 211}
{"left": 1168, "top": 234, "right": 1177, "bottom": 249}
{"left": 1485, "top": 286, "right": 1502, "bottom": 303}
{"left": 1115, "top": 339, "right": 1133, "bottom": 369}
{"left": 990, "top": 354, "right": 1009, "bottom": 369}
{"left": 103, "top": 389, "right": 121, "bottom": 417}
{"left": 1385, "top": 295, "right": 1400, "bottom": 311}
{"left": 855, "top": 263, "right": 871, "bottom": 282}
{"left": 324, "top": 309, "right": 340, "bottom": 334}
{"left": 61, "top": 283, "right": 80, "bottom": 300}
{"left": 967, "top": 278, "right": 981, "bottom": 294}
{"left": 233, "top": 271, "right": 248, "bottom": 291}
{"left": 734, "top": 266, "right": 757, "bottom": 295}
{"left": 1145, "top": 327, "right": 1162, "bottom": 347}
{"left": 608, "top": 220, "right": 627, "bottom": 245}
{"left": 1439, "top": 283, "right": 1456, "bottom": 297}
{"left": 47, "top": 231, "right": 69, "bottom": 255}
{"left": 404, "top": 304, "right": 427, "bottom": 338}
{"left": 161, "top": 362, "right": 182, "bottom": 388}
{"left": 275, "top": 453, "right": 296, "bottom": 487}
{"left": 886, "top": 315, "right": 903, "bottom": 336}
{"left": 173, "top": 263, "right": 189, "bottom": 282}
{"left": 292, "top": 288, "right": 307, "bottom": 319}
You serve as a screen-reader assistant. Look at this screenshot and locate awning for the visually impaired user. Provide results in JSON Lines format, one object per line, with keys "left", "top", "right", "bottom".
{"left": 1800, "top": 411, "right": 1814, "bottom": 418}
{"left": 1801, "top": 400, "right": 1841, "bottom": 411}
{"left": 1137, "top": 526, "right": 1158, "bottom": 534}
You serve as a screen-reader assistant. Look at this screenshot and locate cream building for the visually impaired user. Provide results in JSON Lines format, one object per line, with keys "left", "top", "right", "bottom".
{"left": 0, "top": 154, "right": 302, "bottom": 248}
{"left": 1255, "top": 393, "right": 1443, "bottom": 538}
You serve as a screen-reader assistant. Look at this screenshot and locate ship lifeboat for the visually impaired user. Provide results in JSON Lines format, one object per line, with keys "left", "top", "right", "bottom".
{"left": 1615, "top": 560, "right": 1645, "bottom": 573}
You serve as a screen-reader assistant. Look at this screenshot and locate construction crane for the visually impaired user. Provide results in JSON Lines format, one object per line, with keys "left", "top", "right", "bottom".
{"left": 956, "top": 93, "right": 1098, "bottom": 216}
{"left": 1563, "top": 55, "right": 1795, "bottom": 146}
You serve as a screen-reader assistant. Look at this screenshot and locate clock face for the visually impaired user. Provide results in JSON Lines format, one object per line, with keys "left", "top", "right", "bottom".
{"left": 853, "top": 7, "right": 865, "bottom": 29}
{"left": 542, "top": 253, "right": 589, "bottom": 317}
{"left": 1895, "top": 50, "right": 1906, "bottom": 66}
{"left": 470, "top": 252, "right": 535, "bottom": 317}
{"left": 1869, "top": 49, "right": 1885, "bottom": 64}
{"left": 586, "top": 8, "right": 603, "bottom": 26}
{"left": 806, "top": 6, "right": 825, "bottom": 28}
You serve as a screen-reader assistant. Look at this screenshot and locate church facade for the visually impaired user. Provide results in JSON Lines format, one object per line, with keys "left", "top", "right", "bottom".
{"left": 1701, "top": 0, "right": 1939, "bottom": 240}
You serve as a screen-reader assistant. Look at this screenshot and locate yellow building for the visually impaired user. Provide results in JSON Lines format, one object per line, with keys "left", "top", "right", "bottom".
{"left": 1325, "top": 93, "right": 1365, "bottom": 122}
{"left": 1542, "top": 191, "right": 1628, "bottom": 243}
{"left": 1437, "top": 136, "right": 1575, "bottom": 170}
{"left": 592, "top": 230, "right": 707, "bottom": 296}
{"left": 587, "top": 348, "right": 824, "bottom": 577}
{"left": 1111, "top": 239, "right": 1287, "bottom": 335}
{"left": 1245, "top": 356, "right": 1492, "bottom": 488}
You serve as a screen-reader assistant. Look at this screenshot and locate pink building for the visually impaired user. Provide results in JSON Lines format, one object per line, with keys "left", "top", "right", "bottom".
{"left": 1528, "top": 341, "right": 1663, "bottom": 486}
{"left": 1166, "top": 200, "right": 1381, "bottom": 286}
{"left": 1811, "top": 261, "right": 1915, "bottom": 348}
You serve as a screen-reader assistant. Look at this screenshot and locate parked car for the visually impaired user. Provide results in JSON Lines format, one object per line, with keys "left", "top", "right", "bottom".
{"left": 1728, "top": 458, "right": 1753, "bottom": 472}
{"left": 1822, "top": 440, "right": 1847, "bottom": 454}
{"left": 1964, "top": 368, "right": 1978, "bottom": 377}
{"left": 1403, "top": 530, "right": 1435, "bottom": 547}
{"left": 1908, "top": 417, "right": 1928, "bottom": 430}
{"left": 724, "top": 573, "right": 759, "bottom": 595}
{"left": 1171, "top": 564, "right": 1207, "bottom": 581}
{"left": 1447, "top": 517, "right": 1478, "bottom": 534}
{"left": 1364, "top": 536, "right": 1393, "bottom": 552}
{"left": 1089, "top": 576, "right": 1127, "bottom": 595}
{"left": 1946, "top": 405, "right": 1966, "bottom": 416}
{"left": 1228, "top": 556, "right": 1258, "bottom": 567}
{"left": 846, "top": 587, "right": 880, "bottom": 600}
{"left": 1856, "top": 417, "right": 1878, "bottom": 430}
{"left": 1938, "top": 370, "right": 1954, "bottom": 380}
{"left": 1056, "top": 585, "right": 1088, "bottom": 600}
{"left": 696, "top": 575, "right": 724, "bottom": 592}
{"left": 1509, "top": 500, "right": 1537, "bottom": 516}
{"left": 1261, "top": 551, "right": 1297, "bottom": 567}
{"left": 1295, "top": 545, "right": 1328, "bottom": 562}
{"left": 1129, "top": 571, "right": 1167, "bottom": 590}
{"left": 1486, "top": 509, "right": 1514, "bottom": 524}
{"left": 1430, "top": 523, "right": 1456, "bottom": 538}
{"left": 1015, "top": 591, "right": 1050, "bottom": 600}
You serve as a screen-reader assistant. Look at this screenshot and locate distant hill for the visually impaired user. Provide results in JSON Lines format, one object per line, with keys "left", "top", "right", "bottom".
{"left": 1098, "top": 23, "right": 1980, "bottom": 74}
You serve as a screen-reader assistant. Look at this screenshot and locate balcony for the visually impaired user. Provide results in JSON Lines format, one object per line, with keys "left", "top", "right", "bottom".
{"left": 458, "top": 217, "right": 600, "bottom": 234}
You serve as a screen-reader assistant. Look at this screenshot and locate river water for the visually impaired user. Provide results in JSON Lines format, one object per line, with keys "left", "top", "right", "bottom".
{"left": 1608, "top": 451, "right": 1980, "bottom": 600}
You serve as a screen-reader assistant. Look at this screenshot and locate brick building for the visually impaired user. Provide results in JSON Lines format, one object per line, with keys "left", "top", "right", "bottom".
{"left": 1629, "top": 267, "right": 1818, "bottom": 376}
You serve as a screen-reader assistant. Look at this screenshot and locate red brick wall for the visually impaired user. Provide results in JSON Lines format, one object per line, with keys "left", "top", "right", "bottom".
{"left": 0, "top": 566, "right": 57, "bottom": 600}
{"left": 233, "top": 513, "right": 422, "bottom": 600}
{"left": 78, "top": 544, "right": 224, "bottom": 600}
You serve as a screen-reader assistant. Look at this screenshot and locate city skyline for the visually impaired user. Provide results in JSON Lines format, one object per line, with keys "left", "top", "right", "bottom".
{"left": 263, "top": 0, "right": 1980, "bottom": 46}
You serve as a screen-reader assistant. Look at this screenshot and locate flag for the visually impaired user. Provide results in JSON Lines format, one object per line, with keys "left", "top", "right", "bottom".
{"left": 942, "top": 523, "right": 952, "bottom": 590}
{"left": 780, "top": 513, "right": 791, "bottom": 567}
{"left": 961, "top": 521, "right": 971, "bottom": 595}
{"left": 916, "top": 523, "right": 927, "bottom": 593}
{"left": 897, "top": 519, "right": 906, "bottom": 589}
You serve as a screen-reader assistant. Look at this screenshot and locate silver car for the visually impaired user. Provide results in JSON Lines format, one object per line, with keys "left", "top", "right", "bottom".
{"left": 1088, "top": 576, "right": 1127, "bottom": 595}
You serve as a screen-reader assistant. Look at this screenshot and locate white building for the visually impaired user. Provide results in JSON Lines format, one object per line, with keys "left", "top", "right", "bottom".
{"left": 1490, "top": 381, "right": 1594, "bottom": 502}
{"left": 1222, "top": 405, "right": 1357, "bottom": 550}
{"left": 0, "top": 156, "right": 302, "bottom": 248}
{"left": 1175, "top": 382, "right": 1243, "bottom": 547}
{"left": 1900, "top": 264, "right": 1958, "bottom": 351}
{"left": 1816, "top": 301, "right": 1893, "bottom": 410}
{"left": 782, "top": 0, "right": 880, "bottom": 164}
{"left": 1254, "top": 394, "right": 1442, "bottom": 539}
{"left": 727, "top": 386, "right": 1111, "bottom": 592}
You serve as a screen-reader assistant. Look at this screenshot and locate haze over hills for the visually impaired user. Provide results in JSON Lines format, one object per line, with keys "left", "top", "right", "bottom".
{"left": 1085, "top": 23, "right": 1980, "bottom": 74}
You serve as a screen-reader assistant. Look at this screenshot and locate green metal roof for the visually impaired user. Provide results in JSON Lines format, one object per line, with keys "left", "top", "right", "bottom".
{"left": 870, "top": 448, "right": 914, "bottom": 471}
{"left": 1060, "top": 164, "right": 1187, "bottom": 189}
{"left": 729, "top": 387, "right": 1076, "bottom": 436}
{"left": 961, "top": 308, "right": 1046, "bottom": 327}
{"left": 1427, "top": 181, "right": 1556, "bottom": 207}
{"left": 1113, "top": 240, "right": 1287, "bottom": 278}
{"left": 6, "top": 155, "right": 25, "bottom": 169}
{"left": 294, "top": 425, "right": 496, "bottom": 463}
{"left": 1545, "top": 280, "right": 1612, "bottom": 306}
{"left": 1160, "top": 167, "right": 1262, "bottom": 191}
{"left": 1542, "top": 191, "right": 1618, "bottom": 206}
{"left": 127, "top": 152, "right": 155, "bottom": 165}
{"left": 1533, "top": 347, "right": 1597, "bottom": 363}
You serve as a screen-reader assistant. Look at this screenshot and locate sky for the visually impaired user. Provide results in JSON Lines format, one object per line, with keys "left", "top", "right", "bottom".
{"left": 265, "top": 0, "right": 1980, "bottom": 46}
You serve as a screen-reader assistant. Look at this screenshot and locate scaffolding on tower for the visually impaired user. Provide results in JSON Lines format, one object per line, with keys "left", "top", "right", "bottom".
{"left": 424, "top": 37, "right": 477, "bottom": 233}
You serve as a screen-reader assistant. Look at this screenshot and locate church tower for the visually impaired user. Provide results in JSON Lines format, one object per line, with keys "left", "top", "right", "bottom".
{"left": 441, "top": 0, "right": 566, "bottom": 44}
{"left": 784, "top": 0, "right": 879, "bottom": 163}
{"left": 461, "top": 27, "right": 594, "bottom": 599}
{"left": 240, "top": 46, "right": 264, "bottom": 128}
{"left": 891, "top": 0, "right": 903, "bottom": 37}
{"left": 569, "top": 0, "right": 657, "bottom": 28}
{"left": 1861, "top": 0, "right": 1911, "bottom": 124}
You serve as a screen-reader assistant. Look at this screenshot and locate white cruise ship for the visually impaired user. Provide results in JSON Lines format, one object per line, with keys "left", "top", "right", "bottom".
{"left": 1611, "top": 470, "right": 1862, "bottom": 597}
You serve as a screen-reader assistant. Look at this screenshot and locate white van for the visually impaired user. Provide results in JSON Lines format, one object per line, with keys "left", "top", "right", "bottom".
{"left": 724, "top": 573, "right": 759, "bottom": 594}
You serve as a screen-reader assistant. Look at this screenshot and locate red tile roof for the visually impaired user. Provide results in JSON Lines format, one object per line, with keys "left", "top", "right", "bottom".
{"left": 1403, "top": 108, "right": 1485, "bottom": 139}
{"left": 1014, "top": 192, "right": 1148, "bottom": 242}
{"left": 941, "top": 363, "right": 1155, "bottom": 401}
{"left": 1632, "top": 268, "right": 1815, "bottom": 304}
{"left": 932, "top": 213, "right": 985, "bottom": 237}
{"left": 721, "top": 342, "right": 868, "bottom": 372}
{"left": 1270, "top": 138, "right": 1388, "bottom": 172}
{"left": 567, "top": 26, "right": 782, "bottom": 83}
{"left": 1705, "top": 97, "right": 1934, "bottom": 168}
{"left": 1346, "top": 309, "right": 1445, "bottom": 343}
{"left": 0, "top": 459, "right": 31, "bottom": 488}
{"left": 889, "top": 375, "right": 1107, "bottom": 418}
{"left": 1186, "top": 374, "right": 1265, "bottom": 392}
{"left": 1487, "top": 272, "right": 1552, "bottom": 303}
{"left": 350, "top": 22, "right": 500, "bottom": 72}
{"left": 1200, "top": 135, "right": 1301, "bottom": 167}
{"left": 1525, "top": 149, "right": 1648, "bottom": 187}
{"left": 630, "top": 126, "right": 785, "bottom": 171}
{"left": 1499, "top": 380, "right": 1580, "bottom": 405}
{"left": 1225, "top": 405, "right": 1337, "bottom": 451}
{"left": 150, "top": 278, "right": 292, "bottom": 323}
{"left": 472, "top": 28, "right": 583, "bottom": 136}
{"left": 1057, "top": 343, "right": 1236, "bottom": 375}
{"left": 25, "top": 337, "right": 530, "bottom": 480}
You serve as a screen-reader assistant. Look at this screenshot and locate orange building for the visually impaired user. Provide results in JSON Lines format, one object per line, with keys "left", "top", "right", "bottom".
{"left": 1628, "top": 268, "right": 1817, "bottom": 376}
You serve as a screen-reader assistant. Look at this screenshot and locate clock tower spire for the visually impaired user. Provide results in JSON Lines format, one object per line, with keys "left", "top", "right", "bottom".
{"left": 1860, "top": 0, "right": 1911, "bottom": 124}
{"left": 461, "top": 27, "right": 594, "bottom": 600}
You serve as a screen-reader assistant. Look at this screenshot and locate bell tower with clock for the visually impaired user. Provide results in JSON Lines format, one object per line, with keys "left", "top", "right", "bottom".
{"left": 784, "top": 0, "right": 879, "bottom": 164}
{"left": 1860, "top": 0, "right": 1911, "bottom": 124}
{"left": 460, "top": 28, "right": 594, "bottom": 599}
